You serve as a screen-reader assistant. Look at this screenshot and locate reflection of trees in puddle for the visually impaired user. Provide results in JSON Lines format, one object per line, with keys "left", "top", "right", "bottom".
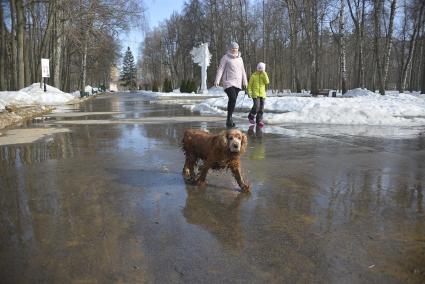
{"left": 183, "top": 187, "right": 248, "bottom": 251}
{"left": 324, "top": 168, "right": 425, "bottom": 230}
{"left": 319, "top": 159, "right": 425, "bottom": 282}
{"left": 143, "top": 123, "right": 201, "bottom": 146}
{"left": 0, "top": 132, "right": 75, "bottom": 166}
{"left": 0, "top": 122, "right": 133, "bottom": 167}
{"left": 0, "top": 161, "right": 147, "bottom": 283}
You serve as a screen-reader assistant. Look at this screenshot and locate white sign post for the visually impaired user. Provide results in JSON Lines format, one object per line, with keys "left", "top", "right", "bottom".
{"left": 41, "top": 58, "right": 50, "bottom": 92}
{"left": 190, "top": 43, "right": 212, "bottom": 94}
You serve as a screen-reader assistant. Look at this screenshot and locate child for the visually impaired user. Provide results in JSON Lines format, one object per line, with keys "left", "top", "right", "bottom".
{"left": 247, "top": 62, "right": 269, "bottom": 127}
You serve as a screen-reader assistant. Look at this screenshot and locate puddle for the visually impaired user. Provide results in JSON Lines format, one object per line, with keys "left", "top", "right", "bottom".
{"left": 0, "top": 127, "right": 70, "bottom": 145}
{"left": 52, "top": 116, "right": 224, "bottom": 125}
{"left": 46, "top": 111, "right": 122, "bottom": 117}
{"left": 1, "top": 92, "right": 425, "bottom": 283}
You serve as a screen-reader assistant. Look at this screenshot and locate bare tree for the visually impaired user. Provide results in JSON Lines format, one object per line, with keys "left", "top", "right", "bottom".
{"left": 0, "top": 3, "right": 5, "bottom": 90}
{"left": 138, "top": 0, "right": 424, "bottom": 95}
{"left": 1, "top": 0, "right": 145, "bottom": 92}
{"left": 347, "top": 0, "right": 366, "bottom": 88}
{"left": 286, "top": 0, "right": 301, "bottom": 92}
{"left": 339, "top": 0, "right": 347, "bottom": 93}
{"left": 374, "top": 0, "right": 397, "bottom": 95}
{"left": 397, "top": 0, "right": 425, "bottom": 92}
{"left": 15, "top": 0, "right": 25, "bottom": 89}
{"left": 9, "top": 0, "right": 17, "bottom": 90}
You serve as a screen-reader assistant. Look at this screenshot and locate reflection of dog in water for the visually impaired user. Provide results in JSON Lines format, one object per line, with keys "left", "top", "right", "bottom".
{"left": 182, "top": 129, "right": 250, "bottom": 192}
{"left": 183, "top": 187, "right": 246, "bottom": 250}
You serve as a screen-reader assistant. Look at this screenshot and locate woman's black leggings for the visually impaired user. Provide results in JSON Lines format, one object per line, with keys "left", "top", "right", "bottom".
{"left": 224, "top": 86, "right": 240, "bottom": 120}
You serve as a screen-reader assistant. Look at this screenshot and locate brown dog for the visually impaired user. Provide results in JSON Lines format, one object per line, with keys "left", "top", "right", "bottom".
{"left": 182, "top": 128, "right": 250, "bottom": 192}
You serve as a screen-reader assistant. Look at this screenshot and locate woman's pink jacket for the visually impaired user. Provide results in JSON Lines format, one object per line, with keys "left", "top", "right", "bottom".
{"left": 214, "top": 52, "right": 248, "bottom": 90}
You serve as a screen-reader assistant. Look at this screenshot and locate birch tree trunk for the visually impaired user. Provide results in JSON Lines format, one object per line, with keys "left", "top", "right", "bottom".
{"left": 262, "top": 0, "right": 266, "bottom": 60}
{"left": 422, "top": 34, "right": 425, "bottom": 94}
{"left": 382, "top": 0, "right": 397, "bottom": 91}
{"left": 348, "top": 0, "right": 366, "bottom": 88}
{"left": 359, "top": 0, "right": 365, "bottom": 87}
{"left": 0, "top": 5, "right": 5, "bottom": 90}
{"left": 79, "top": 0, "right": 95, "bottom": 94}
{"left": 24, "top": 31, "right": 30, "bottom": 86}
{"left": 54, "top": 1, "right": 64, "bottom": 89}
{"left": 339, "top": 0, "right": 347, "bottom": 94}
{"left": 400, "top": 1, "right": 424, "bottom": 92}
{"left": 312, "top": 0, "right": 319, "bottom": 95}
{"left": 80, "top": 38, "right": 88, "bottom": 95}
{"left": 374, "top": 0, "right": 385, "bottom": 95}
{"left": 9, "top": 0, "right": 17, "bottom": 90}
{"left": 287, "top": 0, "right": 301, "bottom": 92}
{"left": 16, "top": 0, "right": 25, "bottom": 89}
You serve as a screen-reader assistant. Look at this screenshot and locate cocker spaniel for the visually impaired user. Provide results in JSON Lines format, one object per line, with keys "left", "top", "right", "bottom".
{"left": 182, "top": 128, "right": 250, "bottom": 192}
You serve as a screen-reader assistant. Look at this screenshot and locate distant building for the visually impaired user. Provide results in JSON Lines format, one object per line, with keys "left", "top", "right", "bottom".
{"left": 109, "top": 65, "right": 121, "bottom": 92}
{"left": 109, "top": 82, "right": 119, "bottom": 92}
{"left": 110, "top": 65, "right": 120, "bottom": 81}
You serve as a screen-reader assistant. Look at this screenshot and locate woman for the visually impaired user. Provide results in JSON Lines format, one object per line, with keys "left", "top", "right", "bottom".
{"left": 214, "top": 42, "right": 248, "bottom": 128}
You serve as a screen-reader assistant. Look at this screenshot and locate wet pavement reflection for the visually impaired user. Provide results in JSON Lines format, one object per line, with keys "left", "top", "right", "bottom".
{"left": 0, "top": 92, "right": 424, "bottom": 283}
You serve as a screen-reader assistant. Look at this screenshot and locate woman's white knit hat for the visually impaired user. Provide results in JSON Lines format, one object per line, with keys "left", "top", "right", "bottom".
{"left": 257, "top": 62, "right": 266, "bottom": 71}
{"left": 229, "top": 42, "right": 239, "bottom": 49}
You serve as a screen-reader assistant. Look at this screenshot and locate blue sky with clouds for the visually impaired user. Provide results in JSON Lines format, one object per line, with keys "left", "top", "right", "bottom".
{"left": 120, "top": 0, "right": 186, "bottom": 59}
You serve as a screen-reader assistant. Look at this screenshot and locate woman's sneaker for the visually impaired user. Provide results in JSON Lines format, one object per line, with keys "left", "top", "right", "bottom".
{"left": 248, "top": 114, "right": 255, "bottom": 124}
{"left": 257, "top": 121, "right": 264, "bottom": 128}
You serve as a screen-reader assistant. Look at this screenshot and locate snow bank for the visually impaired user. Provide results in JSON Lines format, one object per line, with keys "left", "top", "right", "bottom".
{"left": 0, "top": 83, "right": 77, "bottom": 112}
{"left": 345, "top": 88, "right": 378, "bottom": 97}
{"left": 85, "top": 85, "right": 93, "bottom": 93}
{"left": 71, "top": 91, "right": 81, "bottom": 97}
{"left": 187, "top": 90, "right": 425, "bottom": 126}
{"left": 207, "top": 86, "right": 226, "bottom": 95}
{"left": 140, "top": 88, "right": 227, "bottom": 98}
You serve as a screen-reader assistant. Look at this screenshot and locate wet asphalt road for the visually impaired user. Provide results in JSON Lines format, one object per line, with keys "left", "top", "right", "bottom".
{"left": 0, "top": 92, "right": 424, "bottom": 283}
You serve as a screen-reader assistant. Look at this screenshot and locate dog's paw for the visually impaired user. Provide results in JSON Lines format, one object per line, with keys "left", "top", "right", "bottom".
{"left": 196, "top": 179, "right": 207, "bottom": 187}
{"left": 240, "top": 184, "right": 251, "bottom": 193}
{"left": 183, "top": 176, "right": 196, "bottom": 184}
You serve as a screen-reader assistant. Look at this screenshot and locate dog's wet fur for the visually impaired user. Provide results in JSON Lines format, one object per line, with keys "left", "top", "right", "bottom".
{"left": 182, "top": 129, "right": 250, "bottom": 192}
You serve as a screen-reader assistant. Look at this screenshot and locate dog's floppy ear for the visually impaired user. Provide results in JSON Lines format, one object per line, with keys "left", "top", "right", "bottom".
{"left": 216, "top": 130, "right": 228, "bottom": 149}
{"left": 240, "top": 132, "right": 248, "bottom": 154}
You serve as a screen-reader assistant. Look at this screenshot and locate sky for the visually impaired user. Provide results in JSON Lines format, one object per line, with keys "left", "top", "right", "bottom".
{"left": 120, "top": 0, "right": 186, "bottom": 60}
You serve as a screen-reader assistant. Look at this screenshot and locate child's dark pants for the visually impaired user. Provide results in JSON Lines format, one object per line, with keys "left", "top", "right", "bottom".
{"left": 248, "top": 97, "right": 265, "bottom": 123}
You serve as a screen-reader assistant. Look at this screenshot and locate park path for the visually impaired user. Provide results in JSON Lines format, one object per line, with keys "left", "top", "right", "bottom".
{"left": 0, "top": 92, "right": 424, "bottom": 283}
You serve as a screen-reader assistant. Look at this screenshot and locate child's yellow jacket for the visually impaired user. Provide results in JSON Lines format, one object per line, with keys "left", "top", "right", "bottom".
{"left": 248, "top": 71, "right": 270, "bottom": 98}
